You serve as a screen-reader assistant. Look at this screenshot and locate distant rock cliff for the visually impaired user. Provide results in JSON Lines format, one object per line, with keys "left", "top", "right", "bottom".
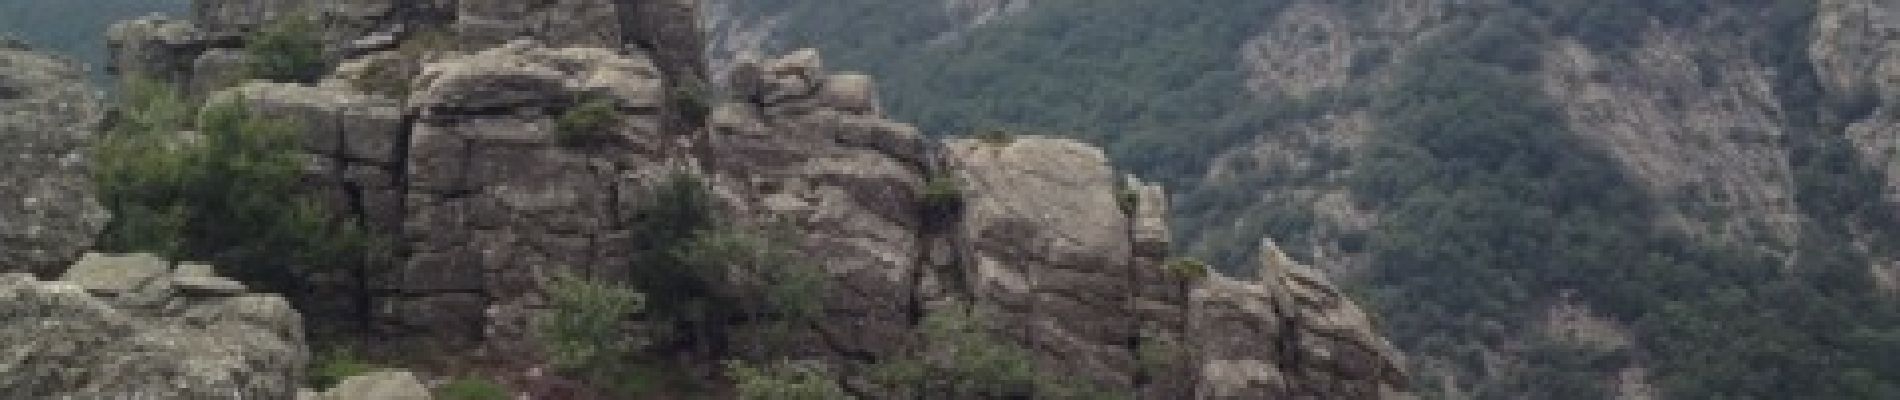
{"left": 84, "top": 0, "right": 1409, "bottom": 398}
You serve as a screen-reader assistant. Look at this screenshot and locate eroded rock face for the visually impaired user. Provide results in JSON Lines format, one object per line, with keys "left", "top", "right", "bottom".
{"left": 1191, "top": 242, "right": 1406, "bottom": 398}
{"left": 0, "top": 254, "right": 307, "bottom": 399}
{"left": 944, "top": 136, "right": 1139, "bottom": 386}
{"left": 397, "top": 41, "right": 673, "bottom": 351}
{"left": 0, "top": 43, "right": 108, "bottom": 277}
{"left": 709, "top": 51, "right": 931, "bottom": 363}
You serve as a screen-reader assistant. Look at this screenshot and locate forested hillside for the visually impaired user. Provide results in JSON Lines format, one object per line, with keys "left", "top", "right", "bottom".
{"left": 0, "top": 0, "right": 188, "bottom": 78}
{"left": 712, "top": 0, "right": 1900, "bottom": 398}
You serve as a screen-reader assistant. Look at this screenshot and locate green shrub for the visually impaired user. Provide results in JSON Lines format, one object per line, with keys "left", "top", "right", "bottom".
{"left": 95, "top": 94, "right": 367, "bottom": 294}
{"left": 728, "top": 360, "right": 848, "bottom": 400}
{"left": 245, "top": 16, "right": 326, "bottom": 82}
{"left": 535, "top": 272, "right": 648, "bottom": 373}
{"left": 555, "top": 96, "right": 621, "bottom": 146}
{"left": 1162, "top": 257, "right": 1210, "bottom": 281}
{"left": 436, "top": 377, "right": 512, "bottom": 400}
{"left": 672, "top": 79, "right": 716, "bottom": 126}
{"left": 974, "top": 129, "right": 1015, "bottom": 146}
{"left": 308, "top": 348, "right": 377, "bottom": 389}
{"left": 871, "top": 307, "right": 1123, "bottom": 399}
{"left": 920, "top": 175, "right": 964, "bottom": 227}
{"left": 1117, "top": 186, "right": 1140, "bottom": 216}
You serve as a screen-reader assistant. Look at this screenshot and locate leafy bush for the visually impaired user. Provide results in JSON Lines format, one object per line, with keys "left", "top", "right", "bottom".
{"left": 871, "top": 307, "right": 1123, "bottom": 399}
{"left": 95, "top": 91, "right": 367, "bottom": 295}
{"left": 1161, "top": 258, "right": 1209, "bottom": 281}
{"left": 534, "top": 272, "right": 649, "bottom": 374}
{"left": 436, "top": 377, "right": 513, "bottom": 400}
{"left": 308, "top": 347, "right": 378, "bottom": 389}
{"left": 727, "top": 360, "right": 848, "bottom": 400}
{"left": 555, "top": 97, "right": 620, "bottom": 146}
{"left": 245, "top": 15, "right": 326, "bottom": 82}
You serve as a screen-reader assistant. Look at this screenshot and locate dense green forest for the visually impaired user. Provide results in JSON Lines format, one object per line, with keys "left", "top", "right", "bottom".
{"left": 0, "top": 0, "right": 188, "bottom": 80}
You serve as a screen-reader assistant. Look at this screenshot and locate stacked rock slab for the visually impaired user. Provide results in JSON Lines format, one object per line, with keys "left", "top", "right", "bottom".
{"left": 709, "top": 49, "right": 932, "bottom": 363}
{"left": 398, "top": 41, "right": 673, "bottom": 352}
{"left": 0, "top": 254, "right": 307, "bottom": 399}
{"left": 0, "top": 41, "right": 108, "bottom": 277}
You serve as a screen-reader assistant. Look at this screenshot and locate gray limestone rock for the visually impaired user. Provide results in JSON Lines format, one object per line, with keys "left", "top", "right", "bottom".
{"left": 0, "top": 43, "right": 108, "bottom": 277}
{"left": 303, "top": 370, "right": 434, "bottom": 400}
{"left": 944, "top": 136, "right": 1139, "bottom": 387}
{"left": 0, "top": 254, "right": 307, "bottom": 399}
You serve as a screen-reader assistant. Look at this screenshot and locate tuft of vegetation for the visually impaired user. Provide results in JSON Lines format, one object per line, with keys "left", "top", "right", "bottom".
{"left": 1116, "top": 186, "right": 1140, "bottom": 217}
{"left": 919, "top": 174, "right": 965, "bottom": 228}
{"left": 973, "top": 129, "right": 1014, "bottom": 146}
{"left": 727, "top": 360, "right": 848, "bottom": 400}
{"left": 870, "top": 307, "right": 1124, "bottom": 399}
{"left": 436, "top": 377, "right": 513, "bottom": 400}
{"left": 1161, "top": 258, "right": 1209, "bottom": 281}
{"left": 308, "top": 347, "right": 378, "bottom": 389}
{"left": 671, "top": 79, "right": 716, "bottom": 127}
{"left": 244, "top": 15, "right": 326, "bottom": 83}
{"left": 555, "top": 96, "right": 621, "bottom": 146}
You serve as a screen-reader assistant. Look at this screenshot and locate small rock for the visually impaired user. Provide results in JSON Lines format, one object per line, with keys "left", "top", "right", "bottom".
{"left": 172, "top": 276, "right": 250, "bottom": 296}
{"left": 60, "top": 253, "right": 170, "bottom": 296}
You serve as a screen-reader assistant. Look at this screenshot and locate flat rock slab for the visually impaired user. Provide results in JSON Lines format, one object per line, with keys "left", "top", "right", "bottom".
{"left": 60, "top": 253, "right": 170, "bottom": 296}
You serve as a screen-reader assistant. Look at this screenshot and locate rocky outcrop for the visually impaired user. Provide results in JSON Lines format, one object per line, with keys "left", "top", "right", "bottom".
{"left": 98, "top": 1, "right": 1408, "bottom": 397}
{"left": 394, "top": 40, "right": 674, "bottom": 351}
{"left": 0, "top": 254, "right": 307, "bottom": 399}
{"left": 1190, "top": 241, "right": 1406, "bottom": 398}
{"left": 1813, "top": 0, "right": 1900, "bottom": 293}
{"left": 708, "top": 49, "right": 930, "bottom": 363}
{"left": 1540, "top": 29, "right": 1800, "bottom": 249}
{"left": 0, "top": 42, "right": 108, "bottom": 276}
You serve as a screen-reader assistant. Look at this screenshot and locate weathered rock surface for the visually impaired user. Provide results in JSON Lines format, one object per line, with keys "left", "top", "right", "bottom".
{"left": 709, "top": 51, "right": 931, "bottom": 363}
{"left": 1190, "top": 241, "right": 1406, "bottom": 398}
{"left": 0, "top": 43, "right": 108, "bottom": 277}
{"left": 944, "top": 136, "right": 1138, "bottom": 386}
{"left": 300, "top": 371, "right": 433, "bottom": 400}
{"left": 0, "top": 254, "right": 307, "bottom": 399}
{"left": 96, "top": 1, "right": 1410, "bottom": 398}
{"left": 397, "top": 41, "right": 673, "bottom": 351}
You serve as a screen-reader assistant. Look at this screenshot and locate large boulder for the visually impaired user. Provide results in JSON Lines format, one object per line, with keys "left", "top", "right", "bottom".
{"left": 0, "top": 254, "right": 307, "bottom": 399}
{"left": 944, "top": 136, "right": 1139, "bottom": 387}
{"left": 0, "top": 42, "right": 108, "bottom": 277}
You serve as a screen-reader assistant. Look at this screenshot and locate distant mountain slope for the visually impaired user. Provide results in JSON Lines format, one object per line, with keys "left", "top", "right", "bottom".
{"left": 707, "top": 0, "right": 1900, "bottom": 398}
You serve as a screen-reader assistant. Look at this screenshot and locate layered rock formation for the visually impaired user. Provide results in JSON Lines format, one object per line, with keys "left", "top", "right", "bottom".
{"left": 0, "top": 254, "right": 306, "bottom": 399}
{"left": 93, "top": 0, "right": 1408, "bottom": 397}
{"left": 0, "top": 40, "right": 108, "bottom": 276}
